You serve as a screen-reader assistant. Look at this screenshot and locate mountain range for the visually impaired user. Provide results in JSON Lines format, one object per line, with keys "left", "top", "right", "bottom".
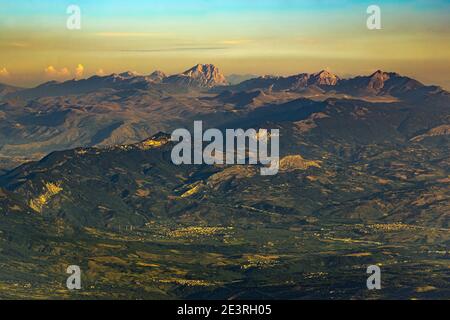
{"left": 0, "top": 64, "right": 448, "bottom": 170}
{"left": 3, "top": 64, "right": 227, "bottom": 101}
{"left": 2, "top": 64, "right": 447, "bottom": 102}
{"left": 0, "top": 64, "right": 448, "bottom": 299}
{"left": 224, "top": 69, "right": 447, "bottom": 100}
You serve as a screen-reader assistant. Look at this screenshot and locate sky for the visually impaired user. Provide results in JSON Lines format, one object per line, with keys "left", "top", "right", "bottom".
{"left": 0, "top": 0, "right": 449, "bottom": 88}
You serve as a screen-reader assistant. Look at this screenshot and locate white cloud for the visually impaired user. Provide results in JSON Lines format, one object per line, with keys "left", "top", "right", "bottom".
{"left": 219, "top": 39, "right": 251, "bottom": 45}
{"left": 44, "top": 65, "right": 71, "bottom": 78}
{"left": 0, "top": 67, "right": 10, "bottom": 77}
{"left": 95, "top": 32, "right": 169, "bottom": 38}
{"left": 43, "top": 64, "right": 85, "bottom": 80}
{"left": 75, "top": 64, "right": 84, "bottom": 78}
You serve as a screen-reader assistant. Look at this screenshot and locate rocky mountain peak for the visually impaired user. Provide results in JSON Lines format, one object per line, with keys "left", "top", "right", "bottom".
{"left": 118, "top": 71, "right": 139, "bottom": 78}
{"left": 180, "top": 64, "right": 228, "bottom": 87}
{"left": 150, "top": 70, "right": 166, "bottom": 78}
{"left": 148, "top": 70, "right": 167, "bottom": 83}
{"left": 368, "top": 70, "right": 393, "bottom": 91}
{"left": 309, "top": 70, "right": 340, "bottom": 86}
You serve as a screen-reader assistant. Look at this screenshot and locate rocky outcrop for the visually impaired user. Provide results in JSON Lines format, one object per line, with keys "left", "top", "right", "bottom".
{"left": 165, "top": 64, "right": 228, "bottom": 88}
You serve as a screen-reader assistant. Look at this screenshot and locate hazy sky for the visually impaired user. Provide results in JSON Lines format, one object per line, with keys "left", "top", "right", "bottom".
{"left": 0, "top": 0, "right": 449, "bottom": 88}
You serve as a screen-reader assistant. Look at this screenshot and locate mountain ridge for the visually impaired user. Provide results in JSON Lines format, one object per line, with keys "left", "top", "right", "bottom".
{"left": 164, "top": 63, "right": 228, "bottom": 88}
{"left": 0, "top": 76, "right": 448, "bottom": 299}
{"left": 2, "top": 65, "right": 447, "bottom": 102}
{"left": 0, "top": 65, "right": 447, "bottom": 170}
{"left": 0, "top": 82, "right": 23, "bottom": 98}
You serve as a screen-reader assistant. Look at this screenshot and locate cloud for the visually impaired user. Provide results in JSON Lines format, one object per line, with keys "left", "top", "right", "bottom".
{"left": 220, "top": 39, "right": 251, "bottom": 45}
{"left": 120, "top": 47, "right": 228, "bottom": 53}
{"left": 43, "top": 64, "right": 85, "bottom": 80}
{"left": 96, "top": 68, "right": 105, "bottom": 76}
{"left": 44, "top": 66, "right": 71, "bottom": 78}
{"left": 95, "top": 32, "right": 170, "bottom": 38}
{"left": 10, "top": 42, "right": 29, "bottom": 48}
{"left": 0, "top": 67, "right": 10, "bottom": 77}
{"left": 75, "top": 64, "right": 84, "bottom": 78}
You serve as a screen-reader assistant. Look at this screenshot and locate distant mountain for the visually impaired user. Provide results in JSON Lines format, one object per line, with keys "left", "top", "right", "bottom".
{"left": 164, "top": 64, "right": 228, "bottom": 88}
{"left": 0, "top": 65, "right": 448, "bottom": 170}
{"left": 308, "top": 70, "right": 340, "bottom": 86}
{"left": 5, "top": 72, "right": 157, "bottom": 100}
{"left": 4, "top": 64, "right": 228, "bottom": 101}
{"left": 226, "top": 74, "right": 259, "bottom": 85}
{"left": 228, "top": 74, "right": 308, "bottom": 92}
{"left": 228, "top": 71, "right": 340, "bottom": 92}
{"left": 3, "top": 66, "right": 447, "bottom": 102}
{"left": 226, "top": 69, "right": 446, "bottom": 100}
{"left": 336, "top": 70, "right": 426, "bottom": 97}
{"left": 0, "top": 82, "right": 23, "bottom": 98}
{"left": 148, "top": 70, "right": 167, "bottom": 83}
